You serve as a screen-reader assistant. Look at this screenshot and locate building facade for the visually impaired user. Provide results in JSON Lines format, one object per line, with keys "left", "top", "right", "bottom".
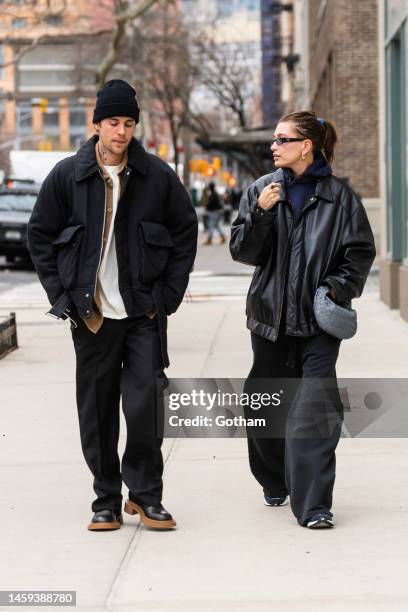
{"left": 380, "top": 0, "right": 408, "bottom": 321}
{"left": 260, "top": 0, "right": 285, "bottom": 127}
{"left": 0, "top": 0, "right": 116, "bottom": 160}
{"left": 287, "top": 0, "right": 381, "bottom": 258}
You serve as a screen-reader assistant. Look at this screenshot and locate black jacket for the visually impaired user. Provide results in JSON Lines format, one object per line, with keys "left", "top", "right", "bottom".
{"left": 229, "top": 168, "right": 376, "bottom": 342}
{"left": 206, "top": 190, "right": 223, "bottom": 212}
{"left": 27, "top": 135, "right": 198, "bottom": 360}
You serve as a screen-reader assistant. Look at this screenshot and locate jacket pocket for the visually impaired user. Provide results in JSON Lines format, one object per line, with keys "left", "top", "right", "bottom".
{"left": 138, "top": 221, "right": 174, "bottom": 284}
{"left": 52, "top": 224, "right": 84, "bottom": 290}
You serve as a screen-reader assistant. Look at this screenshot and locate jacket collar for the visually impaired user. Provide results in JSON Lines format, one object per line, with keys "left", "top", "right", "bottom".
{"left": 315, "top": 176, "right": 334, "bottom": 202}
{"left": 272, "top": 167, "right": 334, "bottom": 203}
{"left": 74, "top": 134, "right": 148, "bottom": 182}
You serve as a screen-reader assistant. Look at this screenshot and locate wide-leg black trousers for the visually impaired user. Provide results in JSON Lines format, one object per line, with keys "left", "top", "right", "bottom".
{"left": 245, "top": 328, "right": 344, "bottom": 526}
{"left": 70, "top": 313, "right": 165, "bottom": 513}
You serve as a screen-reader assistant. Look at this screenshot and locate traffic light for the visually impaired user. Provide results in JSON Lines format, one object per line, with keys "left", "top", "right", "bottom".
{"left": 212, "top": 156, "right": 222, "bottom": 171}
{"left": 38, "top": 140, "right": 52, "bottom": 151}
{"left": 158, "top": 143, "right": 169, "bottom": 159}
{"left": 189, "top": 159, "right": 200, "bottom": 173}
{"left": 39, "top": 97, "right": 48, "bottom": 113}
{"left": 197, "top": 159, "right": 210, "bottom": 175}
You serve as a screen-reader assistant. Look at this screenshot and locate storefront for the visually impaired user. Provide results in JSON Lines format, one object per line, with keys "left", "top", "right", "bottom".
{"left": 381, "top": 0, "right": 408, "bottom": 319}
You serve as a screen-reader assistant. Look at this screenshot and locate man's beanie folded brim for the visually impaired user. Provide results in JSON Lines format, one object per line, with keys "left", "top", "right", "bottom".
{"left": 93, "top": 79, "right": 140, "bottom": 123}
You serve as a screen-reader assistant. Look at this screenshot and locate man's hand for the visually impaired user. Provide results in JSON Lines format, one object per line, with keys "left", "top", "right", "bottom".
{"left": 330, "top": 288, "right": 337, "bottom": 302}
{"left": 257, "top": 182, "right": 282, "bottom": 211}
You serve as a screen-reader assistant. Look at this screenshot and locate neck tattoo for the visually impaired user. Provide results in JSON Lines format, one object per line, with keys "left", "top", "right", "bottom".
{"left": 98, "top": 141, "right": 122, "bottom": 166}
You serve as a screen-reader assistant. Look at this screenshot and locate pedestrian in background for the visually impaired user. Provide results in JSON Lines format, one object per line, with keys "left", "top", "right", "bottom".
{"left": 222, "top": 189, "right": 233, "bottom": 225}
{"left": 203, "top": 181, "right": 226, "bottom": 246}
{"left": 230, "top": 110, "right": 376, "bottom": 529}
{"left": 27, "top": 79, "right": 198, "bottom": 532}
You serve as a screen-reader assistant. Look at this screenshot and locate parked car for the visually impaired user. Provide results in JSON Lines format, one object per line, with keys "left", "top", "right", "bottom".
{"left": 0, "top": 183, "right": 40, "bottom": 263}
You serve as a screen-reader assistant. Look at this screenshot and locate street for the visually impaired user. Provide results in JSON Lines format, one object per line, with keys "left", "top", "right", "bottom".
{"left": 0, "top": 231, "right": 380, "bottom": 307}
{"left": 1, "top": 231, "right": 407, "bottom": 611}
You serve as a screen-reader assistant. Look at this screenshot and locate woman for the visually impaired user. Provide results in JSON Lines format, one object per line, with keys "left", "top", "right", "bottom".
{"left": 230, "top": 111, "right": 376, "bottom": 529}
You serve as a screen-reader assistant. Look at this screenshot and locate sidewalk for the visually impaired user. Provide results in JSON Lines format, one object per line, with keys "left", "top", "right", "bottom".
{"left": 0, "top": 244, "right": 407, "bottom": 611}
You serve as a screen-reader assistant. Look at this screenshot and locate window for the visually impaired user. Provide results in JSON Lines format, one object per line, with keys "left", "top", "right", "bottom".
{"left": 43, "top": 105, "right": 60, "bottom": 128}
{"left": 12, "top": 19, "right": 27, "bottom": 29}
{"left": 247, "top": 0, "right": 259, "bottom": 10}
{"left": 45, "top": 15, "right": 63, "bottom": 27}
{"left": 16, "top": 102, "right": 32, "bottom": 131}
{"left": 70, "top": 108, "right": 86, "bottom": 127}
{"left": 18, "top": 70, "right": 75, "bottom": 91}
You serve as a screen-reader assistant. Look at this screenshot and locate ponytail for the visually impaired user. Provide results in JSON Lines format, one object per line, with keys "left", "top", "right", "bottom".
{"left": 321, "top": 119, "right": 337, "bottom": 163}
{"left": 278, "top": 110, "right": 338, "bottom": 163}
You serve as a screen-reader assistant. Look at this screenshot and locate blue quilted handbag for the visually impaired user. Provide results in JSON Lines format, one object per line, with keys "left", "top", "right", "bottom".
{"left": 313, "top": 285, "right": 357, "bottom": 339}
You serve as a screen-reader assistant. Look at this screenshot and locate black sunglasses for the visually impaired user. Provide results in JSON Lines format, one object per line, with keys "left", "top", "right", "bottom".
{"left": 271, "top": 137, "right": 306, "bottom": 146}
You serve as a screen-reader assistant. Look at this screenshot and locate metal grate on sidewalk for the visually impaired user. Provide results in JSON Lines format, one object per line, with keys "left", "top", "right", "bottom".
{"left": 0, "top": 312, "right": 18, "bottom": 360}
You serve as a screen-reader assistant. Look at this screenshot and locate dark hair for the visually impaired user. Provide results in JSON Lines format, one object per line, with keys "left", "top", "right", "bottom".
{"left": 278, "top": 110, "right": 338, "bottom": 162}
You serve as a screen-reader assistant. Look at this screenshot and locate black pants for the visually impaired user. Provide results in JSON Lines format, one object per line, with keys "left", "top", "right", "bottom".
{"left": 70, "top": 313, "right": 166, "bottom": 513}
{"left": 245, "top": 328, "right": 343, "bottom": 526}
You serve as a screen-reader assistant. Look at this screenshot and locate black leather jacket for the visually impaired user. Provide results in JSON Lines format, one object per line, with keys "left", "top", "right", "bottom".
{"left": 229, "top": 168, "right": 376, "bottom": 342}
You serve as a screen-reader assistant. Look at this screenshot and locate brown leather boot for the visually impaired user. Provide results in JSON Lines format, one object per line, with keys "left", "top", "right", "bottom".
{"left": 87, "top": 509, "right": 123, "bottom": 531}
{"left": 124, "top": 498, "right": 176, "bottom": 529}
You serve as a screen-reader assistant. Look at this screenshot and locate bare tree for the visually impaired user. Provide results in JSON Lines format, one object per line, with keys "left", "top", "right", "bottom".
{"left": 93, "top": 2, "right": 264, "bottom": 178}
{"left": 95, "top": 0, "right": 174, "bottom": 89}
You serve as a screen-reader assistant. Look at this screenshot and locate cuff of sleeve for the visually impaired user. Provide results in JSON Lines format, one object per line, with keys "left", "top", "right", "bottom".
{"left": 251, "top": 204, "right": 277, "bottom": 224}
{"left": 322, "top": 278, "right": 347, "bottom": 303}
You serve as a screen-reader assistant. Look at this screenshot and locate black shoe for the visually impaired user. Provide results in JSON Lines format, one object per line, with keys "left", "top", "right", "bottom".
{"left": 87, "top": 509, "right": 123, "bottom": 531}
{"left": 304, "top": 513, "right": 334, "bottom": 529}
{"left": 124, "top": 497, "right": 176, "bottom": 529}
{"left": 264, "top": 494, "right": 289, "bottom": 507}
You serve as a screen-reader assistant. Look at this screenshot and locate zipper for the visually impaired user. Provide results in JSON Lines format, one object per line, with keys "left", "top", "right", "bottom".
{"left": 115, "top": 167, "right": 131, "bottom": 290}
{"left": 275, "top": 195, "right": 317, "bottom": 334}
{"left": 275, "top": 201, "right": 295, "bottom": 335}
{"left": 294, "top": 196, "right": 317, "bottom": 330}
{"left": 91, "top": 169, "right": 108, "bottom": 301}
{"left": 295, "top": 216, "right": 306, "bottom": 331}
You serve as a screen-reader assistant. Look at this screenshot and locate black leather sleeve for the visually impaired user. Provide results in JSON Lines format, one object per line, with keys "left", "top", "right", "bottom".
{"left": 229, "top": 183, "right": 277, "bottom": 267}
{"left": 323, "top": 193, "right": 376, "bottom": 302}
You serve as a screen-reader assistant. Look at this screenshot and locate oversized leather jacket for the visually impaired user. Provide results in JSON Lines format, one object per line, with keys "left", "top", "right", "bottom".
{"left": 229, "top": 168, "right": 376, "bottom": 342}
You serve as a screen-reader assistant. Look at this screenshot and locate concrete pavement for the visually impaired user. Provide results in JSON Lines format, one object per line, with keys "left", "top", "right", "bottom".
{"left": 0, "top": 237, "right": 407, "bottom": 611}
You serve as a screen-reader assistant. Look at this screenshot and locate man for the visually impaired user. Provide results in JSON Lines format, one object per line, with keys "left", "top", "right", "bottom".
{"left": 27, "top": 79, "right": 198, "bottom": 531}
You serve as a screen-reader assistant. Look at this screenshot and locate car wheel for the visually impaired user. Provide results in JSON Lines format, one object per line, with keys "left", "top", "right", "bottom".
{"left": 6, "top": 254, "right": 15, "bottom": 263}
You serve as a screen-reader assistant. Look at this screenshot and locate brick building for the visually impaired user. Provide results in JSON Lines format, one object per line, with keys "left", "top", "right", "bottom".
{"left": 307, "top": 0, "right": 380, "bottom": 200}
{"left": 0, "top": 0, "right": 116, "bottom": 159}
{"left": 260, "top": 0, "right": 288, "bottom": 127}
{"left": 287, "top": 0, "right": 380, "bottom": 256}
{"left": 0, "top": 0, "right": 190, "bottom": 177}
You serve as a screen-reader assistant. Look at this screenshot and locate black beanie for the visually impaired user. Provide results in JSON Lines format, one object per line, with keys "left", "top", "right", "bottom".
{"left": 93, "top": 79, "right": 140, "bottom": 123}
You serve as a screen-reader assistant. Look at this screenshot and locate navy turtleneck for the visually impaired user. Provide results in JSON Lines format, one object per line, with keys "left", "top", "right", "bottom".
{"left": 282, "top": 153, "right": 332, "bottom": 221}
